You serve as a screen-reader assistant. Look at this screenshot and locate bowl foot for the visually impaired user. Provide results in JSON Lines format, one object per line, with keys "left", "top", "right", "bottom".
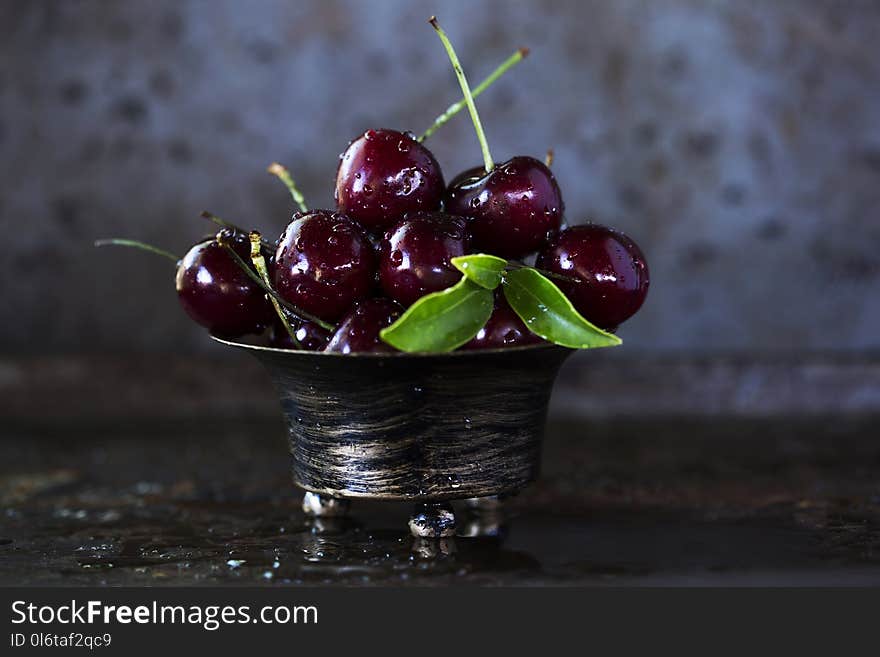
{"left": 408, "top": 502, "right": 456, "bottom": 538}
{"left": 411, "top": 537, "right": 457, "bottom": 558}
{"left": 463, "top": 495, "right": 502, "bottom": 512}
{"left": 302, "top": 491, "right": 350, "bottom": 518}
{"left": 459, "top": 495, "right": 507, "bottom": 538}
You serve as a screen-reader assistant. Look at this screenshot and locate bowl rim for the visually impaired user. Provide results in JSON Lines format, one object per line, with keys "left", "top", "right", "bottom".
{"left": 211, "top": 335, "right": 570, "bottom": 358}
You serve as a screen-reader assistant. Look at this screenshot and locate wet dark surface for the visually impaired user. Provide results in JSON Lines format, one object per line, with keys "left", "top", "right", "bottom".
{"left": 2, "top": 416, "right": 880, "bottom": 586}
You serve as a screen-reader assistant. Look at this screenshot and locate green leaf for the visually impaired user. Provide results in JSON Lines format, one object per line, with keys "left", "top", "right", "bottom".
{"left": 380, "top": 278, "right": 494, "bottom": 352}
{"left": 502, "top": 268, "right": 622, "bottom": 349}
{"left": 450, "top": 253, "right": 508, "bottom": 290}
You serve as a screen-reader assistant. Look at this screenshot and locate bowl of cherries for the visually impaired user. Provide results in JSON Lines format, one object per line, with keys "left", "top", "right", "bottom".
{"left": 99, "top": 18, "right": 649, "bottom": 537}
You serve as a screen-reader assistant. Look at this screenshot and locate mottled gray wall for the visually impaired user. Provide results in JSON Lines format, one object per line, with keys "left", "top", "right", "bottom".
{"left": 2, "top": 0, "right": 879, "bottom": 355}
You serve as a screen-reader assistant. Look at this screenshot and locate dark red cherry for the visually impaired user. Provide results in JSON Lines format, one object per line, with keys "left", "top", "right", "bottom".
{"left": 378, "top": 211, "right": 471, "bottom": 306}
{"left": 274, "top": 211, "right": 376, "bottom": 322}
{"left": 535, "top": 224, "right": 649, "bottom": 330}
{"left": 444, "top": 156, "right": 563, "bottom": 259}
{"left": 175, "top": 237, "right": 274, "bottom": 337}
{"left": 335, "top": 129, "right": 445, "bottom": 231}
{"left": 447, "top": 165, "right": 484, "bottom": 189}
{"left": 324, "top": 298, "right": 404, "bottom": 354}
{"left": 269, "top": 317, "right": 331, "bottom": 351}
{"left": 463, "top": 292, "right": 543, "bottom": 350}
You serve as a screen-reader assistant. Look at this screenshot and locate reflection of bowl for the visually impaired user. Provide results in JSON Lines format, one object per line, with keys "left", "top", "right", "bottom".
{"left": 214, "top": 338, "right": 573, "bottom": 532}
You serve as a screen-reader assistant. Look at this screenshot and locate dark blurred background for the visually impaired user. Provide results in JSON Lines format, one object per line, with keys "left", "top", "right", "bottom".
{"left": 2, "top": 0, "right": 880, "bottom": 587}
{"left": 2, "top": 0, "right": 879, "bottom": 356}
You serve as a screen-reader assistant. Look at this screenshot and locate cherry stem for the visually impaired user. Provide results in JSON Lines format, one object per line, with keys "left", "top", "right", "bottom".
{"left": 216, "top": 235, "right": 335, "bottom": 332}
{"left": 419, "top": 47, "right": 529, "bottom": 142}
{"left": 94, "top": 238, "right": 179, "bottom": 263}
{"left": 249, "top": 232, "right": 302, "bottom": 349}
{"left": 267, "top": 163, "right": 308, "bottom": 213}
{"left": 429, "top": 16, "right": 494, "bottom": 173}
{"left": 506, "top": 261, "right": 581, "bottom": 285}
{"left": 545, "top": 148, "right": 554, "bottom": 168}
{"left": 200, "top": 211, "right": 272, "bottom": 249}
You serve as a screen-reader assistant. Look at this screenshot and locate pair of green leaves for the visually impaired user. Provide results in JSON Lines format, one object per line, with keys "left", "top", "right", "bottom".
{"left": 379, "top": 254, "right": 621, "bottom": 353}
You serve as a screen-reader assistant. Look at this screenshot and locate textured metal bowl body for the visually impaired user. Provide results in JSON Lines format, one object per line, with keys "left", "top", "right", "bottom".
{"left": 216, "top": 339, "right": 573, "bottom": 501}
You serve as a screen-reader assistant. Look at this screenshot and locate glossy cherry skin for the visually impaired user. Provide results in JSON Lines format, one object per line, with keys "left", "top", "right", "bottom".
{"left": 274, "top": 211, "right": 377, "bottom": 322}
{"left": 269, "top": 317, "right": 332, "bottom": 351}
{"left": 324, "top": 298, "right": 404, "bottom": 354}
{"left": 535, "top": 224, "right": 649, "bottom": 330}
{"left": 444, "top": 156, "right": 563, "bottom": 259}
{"left": 378, "top": 211, "right": 471, "bottom": 307}
{"left": 335, "top": 129, "right": 445, "bottom": 231}
{"left": 463, "top": 292, "right": 543, "bottom": 350}
{"left": 175, "top": 238, "right": 274, "bottom": 338}
{"left": 446, "top": 165, "right": 484, "bottom": 190}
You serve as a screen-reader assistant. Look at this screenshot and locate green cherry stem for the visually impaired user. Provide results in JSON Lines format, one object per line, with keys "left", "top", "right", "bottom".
{"left": 249, "top": 231, "right": 302, "bottom": 348}
{"left": 200, "top": 210, "right": 240, "bottom": 232}
{"left": 94, "top": 238, "right": 179, "bottom": 263}
{"left": 216, "top": 234, "right": 335, "bottom": 332}
{"left": 429, "top": 16, "right": 494, "bottom": 173}
{"left": 267, "top": 163, "right": 309, "bottom": 213}
{"left": 419, "top": 47, "right": 529, "bottom": 142}
{"left": 544, "top": 148, "right": 554, "bottom": 168}
{"left": 200, "top": 211, "right": 273, "bottom": 249}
